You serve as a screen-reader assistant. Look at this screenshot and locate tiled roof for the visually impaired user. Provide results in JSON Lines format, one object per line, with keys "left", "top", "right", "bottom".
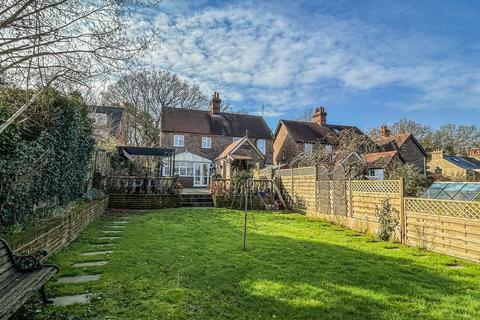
{"left": 375, "top": 132, "right": 427, "bottom": 156}
{"left": 364, "top": 151, "right": 403, "bottom": 168}
{"left": 161, "top": 107, "right": 272, "bottom": 139}
{"left": 215, "top": 137, "right": 245, "bottom": 160}
{"left": 276, "top": 120, "right": 363, "bottom": 143}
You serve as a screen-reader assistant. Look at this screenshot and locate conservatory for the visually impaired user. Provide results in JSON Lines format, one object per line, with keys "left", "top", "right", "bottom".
{"left": 422, "top": 182, "right": 480, "bottom": 201}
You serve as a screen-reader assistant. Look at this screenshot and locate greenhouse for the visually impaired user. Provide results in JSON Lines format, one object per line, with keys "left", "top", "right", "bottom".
{"left": 422, "top": 182, "right": 480, "bottom": 201}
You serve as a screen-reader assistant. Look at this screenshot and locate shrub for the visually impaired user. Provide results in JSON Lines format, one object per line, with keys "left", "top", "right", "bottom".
{"left": 387, "top": 163, "right": 430, "bottom": 197}
{"left": 0, "top": 88, "right": 94, "bottom": 226}
{"left": 375, "top": 197, "right": 400, "bottom": 241}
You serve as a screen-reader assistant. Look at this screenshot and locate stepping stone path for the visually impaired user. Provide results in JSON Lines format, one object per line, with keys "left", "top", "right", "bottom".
{"left": 52, "top": 294, "right": 91, "bottom": 306}
{"left": 81, "top": 250, "right": 113, "bottom": 256}
{"left": 98, "top": 236, "right": 121, "bottom": 241}
{"left": 57, "top": 274, "right": 102, "bottom": 284}
{"left": 52, "top": 217, "right": 131, "bottom": 306}
{"left": 73, "top": 261, "right": 109, "bottom": 268}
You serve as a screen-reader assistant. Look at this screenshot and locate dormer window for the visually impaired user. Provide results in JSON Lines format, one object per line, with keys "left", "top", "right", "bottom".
{"left": 174, "top": 135, "right": 184, "bottom": 147}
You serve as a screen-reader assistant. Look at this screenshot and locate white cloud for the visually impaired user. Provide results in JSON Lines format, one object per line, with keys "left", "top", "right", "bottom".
{"left": 132, "top": 4, "right": 480, "bottom": 117}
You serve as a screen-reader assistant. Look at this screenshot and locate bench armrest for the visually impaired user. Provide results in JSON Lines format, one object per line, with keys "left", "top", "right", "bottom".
{"left": 12, "top": 249, "right": 57, "bottom": 272}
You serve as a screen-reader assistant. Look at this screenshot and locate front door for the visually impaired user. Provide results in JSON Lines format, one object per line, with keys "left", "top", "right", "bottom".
{"left": 193, "top": 163, "right": 210, "bottom": 187}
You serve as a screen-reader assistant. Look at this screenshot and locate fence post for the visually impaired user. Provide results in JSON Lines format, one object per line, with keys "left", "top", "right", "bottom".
{"left": 348, "top": 179, "right": 353, "bottom": 217}
{"left": 314, "top": 166, "right": 318, "bottom": 213}
{"left": 399, "top": 177, "right": 406, "bottom": 243}
{"left": 290, "top": 168, "right": 294, "bottom": 203}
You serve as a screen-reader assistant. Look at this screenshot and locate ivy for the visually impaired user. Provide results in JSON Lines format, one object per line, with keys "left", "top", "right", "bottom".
{"left": 0, "top": 88, "right": 94, "bottom": 227}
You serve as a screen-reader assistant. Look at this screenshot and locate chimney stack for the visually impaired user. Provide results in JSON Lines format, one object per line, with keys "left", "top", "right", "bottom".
{"left": 209, "top": 91, "right": 221, "bottom": 114}
{"left": 312, "top": 106, "right": 327, "bottom": 125}
{"left": 469, "top": 147, "right": 480, "bottom": 159}
{"left": 431, "top": 149, "right": 444, "bottom": 160}
{"left": 380, "top": 125, "right": 391, "bottom": 137}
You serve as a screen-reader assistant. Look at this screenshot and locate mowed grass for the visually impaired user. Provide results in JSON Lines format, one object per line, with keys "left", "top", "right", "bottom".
{"left": 26, "top": 208, "right": 480, "bottom": 319}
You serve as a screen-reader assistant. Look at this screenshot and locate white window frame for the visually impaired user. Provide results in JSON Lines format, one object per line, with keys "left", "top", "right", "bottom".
{"left": 173, "top": 135, "right": 184, "bottom": 147}
{"left": 304, "top": 143, "right": 313, "bottom": 154}
{"left": 257, "top": 139, "right": 266, "bottom": 155}
{"left": 202, "top": 137, "right": 212, "bottom": 149}
{"left": 367, "top": 168, "right": 385, "bottom": 180}
{"left": 175, "top": 162, "right": 189, "bottom": 176}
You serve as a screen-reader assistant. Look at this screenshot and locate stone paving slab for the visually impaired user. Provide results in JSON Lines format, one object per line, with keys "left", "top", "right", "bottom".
{"left": 81, "top": 250, "right": 113, "bottom": 256}
{"left": 57, "top": 274, "right": 101, "bottom": 284}
{"left": 93, "top": 243, "right": 116, "bottom": 248}
{"left": 112, "top": 221, "right": 128, "bottom": 225}
{"left": 52, "top": 294, "right": 91, "bottom": 306}
{"left": 73, "top": 261, "right": 109, "bottom": 268}
{"left": 108, "top": 225, "right": 126, "bottom": 229}
{"left": 102, "top": 230, "right": 123, "bottom": 234}
{"left": 98, "top": 236, "right": 121, "bottom": 241}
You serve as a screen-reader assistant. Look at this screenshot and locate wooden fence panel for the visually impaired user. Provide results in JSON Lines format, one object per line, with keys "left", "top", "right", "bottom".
{"left": 405, "top": 197, "right": 480, "bottom": 262}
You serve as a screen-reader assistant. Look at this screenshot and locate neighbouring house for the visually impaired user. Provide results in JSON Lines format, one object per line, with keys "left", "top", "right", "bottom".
{"left": 374, "top": 125, "right": 427, "bottom": 175}
{"left": 427, "top": 149, "right": 480, "bottom": 181}
{"left": 160, "top": 92, "right": 273, "bottom": 187}
{"left": 88, "top": 105, "right": 126, "bottom": 144}
{"left": 273, "top": 107, "right": 363, "bottom": 165}
{"left": 364, "top": 150, "right": 405, "bottom": 180}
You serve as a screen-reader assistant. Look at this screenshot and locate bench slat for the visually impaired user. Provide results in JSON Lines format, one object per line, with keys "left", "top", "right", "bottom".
{"left": 0, "top": 267, "right": 56, "bottom": 320}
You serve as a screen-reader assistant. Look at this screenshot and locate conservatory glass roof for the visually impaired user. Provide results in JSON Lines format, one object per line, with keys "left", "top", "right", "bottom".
{"left": 422, "top": 182, "right": 480, "bottom": 201}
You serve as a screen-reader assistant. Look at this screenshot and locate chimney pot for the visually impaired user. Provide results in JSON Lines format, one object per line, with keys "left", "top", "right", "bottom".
{"left": 209, "top": 91, "right": 221, "bottom": 114}
{"left": 312, "top": 106, "right": 327, "bottom": 125}
{"left": 380, "top": 125, "right": 391, "bottom": 137}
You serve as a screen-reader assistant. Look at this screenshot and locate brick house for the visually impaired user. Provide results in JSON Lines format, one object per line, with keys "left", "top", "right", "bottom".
{"left": 160, "top": 92, "right": 273, "bottom": 187}
{"left": 273, "top": 107, "right": 363, "bottom": 165}
{"left": 374, "top": 125, "right": 427, "bottom": 175}
{"left": 427, "top": 149, "right": 480, "bottom": 181}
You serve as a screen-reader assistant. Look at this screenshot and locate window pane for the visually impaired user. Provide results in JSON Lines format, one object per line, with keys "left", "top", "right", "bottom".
{"left": 257, "top": 139, "right": 266, "bottom": 154}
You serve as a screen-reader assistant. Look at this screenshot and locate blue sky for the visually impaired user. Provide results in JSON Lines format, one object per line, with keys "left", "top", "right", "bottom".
{"left": 132, "top": 0, "right": 480, "bottom": 131}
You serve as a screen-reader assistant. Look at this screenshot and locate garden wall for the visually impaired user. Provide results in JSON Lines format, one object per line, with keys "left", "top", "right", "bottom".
{"left": 109, "top": 194, "right": 181, "bottom": 209}
{"left": 8, "top": 197, "right": 109, "bottom": 259}
{"left": 277, "top": 167, "right": 480, "bottom": 263}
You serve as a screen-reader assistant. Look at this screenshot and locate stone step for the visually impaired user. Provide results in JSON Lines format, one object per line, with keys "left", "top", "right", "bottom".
{"left": 181, "top": 202, "right": 214, "bottom": 207}
{"left": 73, "top": 261, "right": 109, "bottom": 268}
{"left": 52, "top": 294, "right": 91, "bottom": 306}
{"left": 57, "top": 274, "right": 101, "bottom": 284}
{"left": 81, "top": 250, "right": 113, "bottom": 256}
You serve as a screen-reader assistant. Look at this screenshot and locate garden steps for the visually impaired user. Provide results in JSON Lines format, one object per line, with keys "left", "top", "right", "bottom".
{"left": 181, "top": 194, "right": 214, "bottom": 208}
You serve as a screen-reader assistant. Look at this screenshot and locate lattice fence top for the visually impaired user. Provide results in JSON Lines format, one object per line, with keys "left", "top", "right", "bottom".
{"left": 351, "top": 180, "right": 401, "bottom": 194}
{"left": 279, "top": 169, "right": 291, "bottom": 177}
{"left": 292, "top": 166, "right": 315, "bottom": 176}
{"left": 405, "top": 197, "right": 480, "bottom": 220}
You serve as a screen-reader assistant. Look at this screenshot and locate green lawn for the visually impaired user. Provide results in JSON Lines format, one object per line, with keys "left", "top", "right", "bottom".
{"left": 21, "top": 208, "right": 480, "bottom": 319}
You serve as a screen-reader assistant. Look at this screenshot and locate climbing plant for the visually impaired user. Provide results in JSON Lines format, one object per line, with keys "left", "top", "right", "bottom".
{"left": 0, "top": 88, "right": 94, "bottom": 227}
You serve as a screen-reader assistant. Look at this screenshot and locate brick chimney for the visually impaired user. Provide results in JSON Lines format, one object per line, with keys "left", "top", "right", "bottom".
{"left": 312, "top": 106, "right": 327, "bottom": 125}
{"left": 209, "top": 92, "right": 221, "bottom": 114}
{"left": 380, "top": 125, "right": 391, "bottom": 137}
{"left": 469, "top": 147, "right": 480, "bottom": 159}
{"left": 431, "top": 149, "right": 444, "bottom": 160}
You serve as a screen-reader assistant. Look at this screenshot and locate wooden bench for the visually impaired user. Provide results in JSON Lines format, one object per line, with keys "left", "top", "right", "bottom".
{"left": 0, "top": 238, "right": 59, "bottom": 320}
